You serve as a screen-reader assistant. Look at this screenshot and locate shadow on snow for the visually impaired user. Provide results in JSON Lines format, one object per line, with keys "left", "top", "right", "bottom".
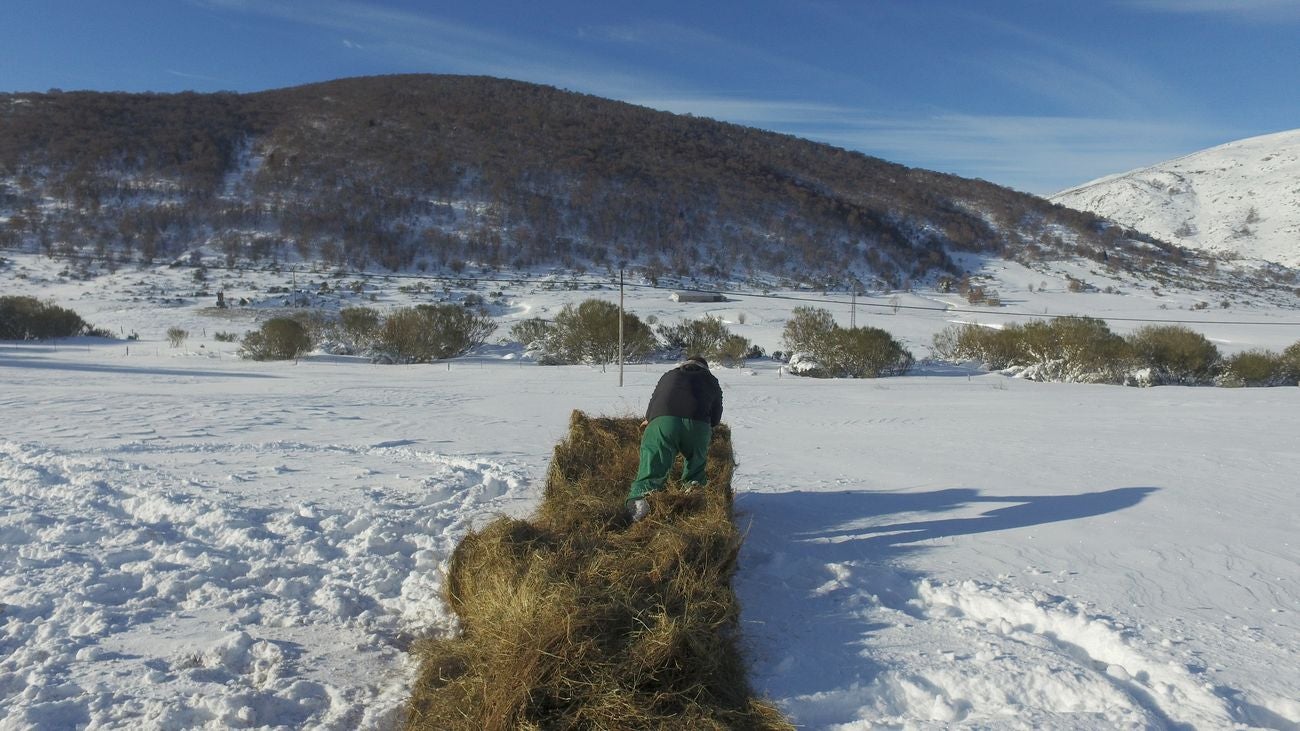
{"left": 732, "top": 485, "right": 1158, "bottom": 702}
{"left": 0, "top": 352, "right": 281, "bottom": 379}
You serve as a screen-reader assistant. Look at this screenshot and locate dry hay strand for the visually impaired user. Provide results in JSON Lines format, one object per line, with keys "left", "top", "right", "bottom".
{"left": 405, "top": 410, "right": 791, "bottom": 730}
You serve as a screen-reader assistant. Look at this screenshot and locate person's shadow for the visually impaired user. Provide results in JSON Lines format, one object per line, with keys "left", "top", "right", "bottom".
{"left": 731, "top": 485, "right": 1158, "bottom": 714}
{"left": 806, "top": 486, "right": 1158, "bottom": 553}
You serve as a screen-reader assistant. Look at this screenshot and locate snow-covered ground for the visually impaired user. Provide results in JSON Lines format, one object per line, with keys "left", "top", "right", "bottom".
{"left": 3, "top": 253, "right": 1299, "bottom": 729}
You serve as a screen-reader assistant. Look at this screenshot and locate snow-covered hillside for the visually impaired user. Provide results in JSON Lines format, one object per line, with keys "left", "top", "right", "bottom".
{"left": 3, "top": 253, "right": 1300, "bottom": 729}
{"left": 1052, "top": 129, "right": 1300, "bottom": 267}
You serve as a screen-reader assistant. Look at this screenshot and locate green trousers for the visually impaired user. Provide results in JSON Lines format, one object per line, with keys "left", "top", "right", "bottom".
{"left": 626, "top": 416, "right": 712, "bottom": 502}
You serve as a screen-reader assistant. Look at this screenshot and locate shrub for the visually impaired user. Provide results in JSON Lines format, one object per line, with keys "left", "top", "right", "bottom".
{"left": 657, "top": 315, "right": 752, "bottom": 366}
{"left": 935, "top": 317, "right": 1130, "bottom": 383}
{"left": 793, "top": 325, "right": 913, "bottom": 378}
{"left": 657, "top": 315, "right": 729, "bottom": 358}
{"left": 213, "top": 331, "right": 240, "bottom": 343}
{"left": 929, "top": 326, "right": 961, "bottom": 361}
{"left": 509, "top": 317, "right": 554, "bottom": 352}
{"left": 166, "top": 327, "right": 188, "bottom": 348}
{"left": 292, "top": 308, "right": 381, "bottom": 356}
{"left": 377, "top": 304, "right": 496, "bottom": 363}
{"left": 783, "top": 307, "right": 912, "bottom": 378}
{"left": 1125, "top": 325, "right": 1220, "bottom": 384}
{"left": 716, "top": 333, "right": 753, "bottom": 367}
{"left": 1219, "top": 349, "right": 1293, "bottom": 387}
{"left": 781, "top": 306, "right": 835, "bottom": 354}
{"left": 944, "top": 325, "right": 1296, "bottom": 388}
{"left": 339, "top": 306, "right": 382, "bottom": 352}
{"left": 540, "top": 299, "right": 654, "bottom": 365}
{"left": 1284, "top": 341, "right": 1300, "bottom": 382}
{"left": 0, "top": 295, "right": 97, "bottom": 340}
{"left": 1016, "top": 317, "right": 1130, "bottom": 379}
{"left": 932, "top": 324, "right": 1022, "bottom": 369}
{"left": 825, "top": 326, "right": 914, "bottom": 377}
{"left": 238, "top": 317, "right": 313, "bottom": 361}
{"left": 288, "top": 310, "right": 334, "bottom": 345}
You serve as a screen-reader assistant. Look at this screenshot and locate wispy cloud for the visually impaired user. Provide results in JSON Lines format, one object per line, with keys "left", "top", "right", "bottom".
{"left": 580, "top": 19, "right": 875, "bottom": 97}
{"left": 630, "top": 94, "right": 1222, "bottom": 194}
{"left": 191, "top": 0, "right": 657, "bottom": 97}
{"left": 630, "top": 96, "right": 850, "bottom": 126}
{"left": 186, "top": 1, "right": 1229, "bottom": 194}
{"left": 950, "top": 11, "right": 1189, "bottom": 118}
{"left": 808, "top": 113, "right": 1216, "bottom": 194}
{"left": 1118, "top": 0, "right": 1300, "bottom": 20}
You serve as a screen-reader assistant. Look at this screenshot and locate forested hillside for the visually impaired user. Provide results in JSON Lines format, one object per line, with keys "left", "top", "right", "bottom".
{"left": 0, "top": 75, "right": 1213, "bottom": 288}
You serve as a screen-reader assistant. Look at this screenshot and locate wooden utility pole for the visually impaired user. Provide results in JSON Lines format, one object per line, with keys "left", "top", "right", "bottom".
{"left": 618, "top": 268, "right": 625, "bottom": 387}
{"left": 851, "top": 288, "right": 857, "bottom": 329}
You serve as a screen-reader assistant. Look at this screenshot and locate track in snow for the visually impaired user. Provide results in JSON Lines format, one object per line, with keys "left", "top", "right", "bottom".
{"left": 0, "top": 441, "right": 527, "bottom": 729}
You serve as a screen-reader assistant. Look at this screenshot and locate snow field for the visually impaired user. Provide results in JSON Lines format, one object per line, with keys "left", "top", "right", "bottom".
{"left": 4, "top": 251, "right": 1300, "bottom": 729}
{"left": 0, "top": 440, "right": 527, "bottom": 729}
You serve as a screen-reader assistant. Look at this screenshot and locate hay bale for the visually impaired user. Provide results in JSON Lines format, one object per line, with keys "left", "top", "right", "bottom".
{"left": 405, "top": 411, "right": 789, "bottom": 730}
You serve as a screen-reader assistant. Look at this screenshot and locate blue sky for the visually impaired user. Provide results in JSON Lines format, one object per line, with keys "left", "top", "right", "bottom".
{"left": 3, "top": 0, "right": 1298, "bottom": 194}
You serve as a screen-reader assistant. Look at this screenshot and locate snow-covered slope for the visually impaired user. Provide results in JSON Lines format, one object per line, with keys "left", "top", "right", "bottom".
{"left": 1052, "top": 129, "right": 1300, "bottom": 266}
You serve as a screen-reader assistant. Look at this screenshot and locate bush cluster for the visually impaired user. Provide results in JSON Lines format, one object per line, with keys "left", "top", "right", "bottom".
{"left": 280, "top": 307, "right": 378, "bottom": 355}
{"left": 1127, "top": 324, "right": 1220, "bottom": 383}
{"left": 376, "top": 304, "right": 495, "bottom": 363}
{"left": 338, "top": 306, "right": 382, "bottom": 352}
{"left": 936, "top": 316, "right": 1129, "bottom": 383}
{"left": 511, "top": 301, "right": 757, "bottom": 368}
{"left": 510, "top": 299, "right": 656, "bottom": 366}
{"left": 234, "top": 304, "right": 496, "bottom": 363}
{"left": 1219, "top": 344, "right": 1300, "bottom": 387}
{"left": 656, "top": 314, "right": 753, "bottom": 366}
{"left": 238, "top": 317, "right": 312, "bottom": 361}
{"left": 782, "top": 306, "right": 913, "bottom": 378}
{"left": 0, "top": 295, "right": 103, "bottom": 340}
{"left": 935, "top": 319, "right": 1300, "bottom": 387}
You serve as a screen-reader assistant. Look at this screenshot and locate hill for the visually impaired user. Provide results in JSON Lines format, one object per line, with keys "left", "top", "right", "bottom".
{"left": 0, "top": 74, "right": 1242, "bottom": 293}
{"left": 1052, "top": 129, "right": 1300, "bottom": 267}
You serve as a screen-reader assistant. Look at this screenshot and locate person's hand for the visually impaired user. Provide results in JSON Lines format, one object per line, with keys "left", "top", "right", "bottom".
{"left": 639, "top": 419, "right": 649, "bottom": 430}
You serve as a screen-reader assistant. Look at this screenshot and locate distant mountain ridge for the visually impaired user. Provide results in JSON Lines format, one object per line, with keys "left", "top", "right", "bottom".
{"left": 0, "top": 74, "right": 1245, "bottom": 290}
{"left": 1051, "top": 129, "right": 1300, "bottom": 267}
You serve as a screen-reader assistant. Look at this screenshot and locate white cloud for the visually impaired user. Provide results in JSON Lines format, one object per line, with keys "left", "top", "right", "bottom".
{"left": 810, "top": 115, "right": 1225, "bottom": 195}
{"left": 193, "top": 0, "right": 663, "bottom": 100}
{"left": 1119, "top": 0, "right": 1300, "bottom": 19}
{"left": 186, "top": 1, "right": 1232, "bottom": 194}
{"left": 946, "top": 12, "right": 1190, "bottom": 118}
{"left": 627, "top": 95, "right": 1223, "bottom": 194}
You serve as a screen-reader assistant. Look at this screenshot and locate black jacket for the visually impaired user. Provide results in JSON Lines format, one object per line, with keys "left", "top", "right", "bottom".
{"left": 644, "top": 362, "right": 723, "bottom": 427}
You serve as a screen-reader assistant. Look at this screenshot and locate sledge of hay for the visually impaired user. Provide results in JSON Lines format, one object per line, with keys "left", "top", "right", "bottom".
{"left": 405, "top": 410, "right": 791, "bottom": 730}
